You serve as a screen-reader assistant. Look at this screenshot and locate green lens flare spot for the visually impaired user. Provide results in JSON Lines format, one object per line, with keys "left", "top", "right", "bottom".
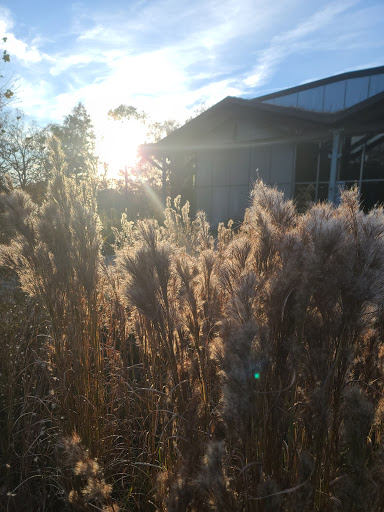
{"left": 254, "top": 372, "right": 260, "bottom": 380}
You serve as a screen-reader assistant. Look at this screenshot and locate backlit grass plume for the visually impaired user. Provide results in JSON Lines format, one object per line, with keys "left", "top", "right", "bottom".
{"left": 1, "top": 179, "right": 384, "bottom": 511}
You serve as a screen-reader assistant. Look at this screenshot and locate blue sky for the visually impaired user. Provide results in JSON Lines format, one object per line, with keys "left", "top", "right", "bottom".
{"left": 1, "top": 0, "right": 384, "bottom": 128}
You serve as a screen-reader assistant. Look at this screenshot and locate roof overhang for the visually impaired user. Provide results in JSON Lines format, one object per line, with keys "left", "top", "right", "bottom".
{"left": 140, "top": 85, "right": 384, "bottom": 159}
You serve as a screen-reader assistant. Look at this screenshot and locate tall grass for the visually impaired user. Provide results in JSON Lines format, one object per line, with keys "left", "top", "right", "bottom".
{"left": 1, "top": 177, "right": 384, "bottom": 511}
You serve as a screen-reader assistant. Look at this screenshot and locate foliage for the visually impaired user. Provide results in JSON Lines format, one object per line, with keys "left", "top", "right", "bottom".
{"left": 146, "top": 119, "right": 180, "bottom": 143}
{"left": 1, "top": 180, "right": 384, "bottom": 511}
{"left": 108, "top": 104, "right": 147, "bottom": 122}
{"left": 108, "top": 103, "right": 179, "bottom": 143}
{"left": 51, "top": 103, "right": 98, "bottom": 181}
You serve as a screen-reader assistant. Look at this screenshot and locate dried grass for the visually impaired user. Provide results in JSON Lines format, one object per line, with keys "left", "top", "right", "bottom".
{"left": 1, "top": 179, "right": 384, "bottom": 511}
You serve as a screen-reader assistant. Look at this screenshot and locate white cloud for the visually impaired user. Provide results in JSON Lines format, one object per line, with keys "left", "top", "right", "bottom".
{"left": 16, "top": 77, "right": 54, "bottom": 119}
{"left": 9, "top": 0, "right": 298, "bottom": 124}
{"left": 0, "top": 6, "right": 43, "bottom": 64}
{"left": 49, "top": 54, "right": 95, "bottom": 76}
{"left": 0, "top": 6, "right": 13, "bottom": 31}
{"left": 17, "top": 39, "right": 244, "bottom": 130}
{"left": 77, "top": 24, "right": 104, "bottom": 41}
{"left": 6, "top": 0, "right": 384, "bottom": 135}
{"left": 3, "top": 33, "right": 42, "bottom": 63}
{"left": 244, "top": 0, "right": 359, "bottom": 87}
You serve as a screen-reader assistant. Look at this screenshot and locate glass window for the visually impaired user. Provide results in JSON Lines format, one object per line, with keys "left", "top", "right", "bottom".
{"left": 295, "top": 143, "right": 319, "bottom": 182}
{"left": 339, "top": 136, "right": 364, "bottom": 181}
{"left": 318, "top": 140, "right": 332, "bottom": 181}
{"left": 294, "top": 140, "right": 331, "bottom": 205}
{"left": 362, "top": 134, "right": 384, "bottom": 180}
{"left": 317, "top": 183, "right": 329, "bottom": 201}
{"left": 294, "top": 133, "right": 384, "bottom": 209}
{"left": 360, "top": 181, "right": 384, "bottom": 210}
{"left": 294, "top": 183, "right": 316, "bottom": 212}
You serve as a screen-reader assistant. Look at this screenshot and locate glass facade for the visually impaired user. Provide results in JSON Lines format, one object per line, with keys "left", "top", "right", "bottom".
{"left": 294, "top": 139, "right": 332, "bottom": 207}
{"left": 294, "top": 134, "right": 384, "bottom": 209}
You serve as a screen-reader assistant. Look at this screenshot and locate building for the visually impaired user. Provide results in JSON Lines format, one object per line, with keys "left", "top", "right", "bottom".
{"left": 142, "top": 66, "right": 384, "bottom": 226}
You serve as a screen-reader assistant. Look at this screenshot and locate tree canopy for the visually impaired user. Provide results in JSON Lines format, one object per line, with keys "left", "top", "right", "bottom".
{"left": 108, "top": 103, "right": 180, "bottom": 143}
{"left": 51, "top": 102, "right": 98, "bottom": 181}
{"left": 108, "top": 104, "right": 147, "bottom": 122}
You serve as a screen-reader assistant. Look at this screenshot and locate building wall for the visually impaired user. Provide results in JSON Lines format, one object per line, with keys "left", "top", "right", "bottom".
{"left": 195, "top": 119, "right": 295, "bottom": 226}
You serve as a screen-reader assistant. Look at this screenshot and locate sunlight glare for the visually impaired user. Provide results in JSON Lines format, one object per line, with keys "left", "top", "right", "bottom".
{"left": 96, "top": 119, "right": 147, "bottom": 179}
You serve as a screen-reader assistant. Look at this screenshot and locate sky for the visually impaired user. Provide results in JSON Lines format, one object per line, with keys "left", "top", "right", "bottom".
{"left": 1, "top": 0, "right": 384, "bottom": 130}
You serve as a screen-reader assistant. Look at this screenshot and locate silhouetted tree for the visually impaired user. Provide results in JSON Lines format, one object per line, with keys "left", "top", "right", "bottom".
{"left": 51, "top": 102, "right": 98, "bottom": 181}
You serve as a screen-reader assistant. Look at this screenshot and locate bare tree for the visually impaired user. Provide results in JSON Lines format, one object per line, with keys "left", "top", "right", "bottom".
{"left": 0, "top": 111, "right": 49, "bottom": 188}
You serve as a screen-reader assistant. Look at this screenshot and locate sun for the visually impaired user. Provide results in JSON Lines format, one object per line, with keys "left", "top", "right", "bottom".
{"left": 96, "top": 118, "right": 147, "bottom": 180}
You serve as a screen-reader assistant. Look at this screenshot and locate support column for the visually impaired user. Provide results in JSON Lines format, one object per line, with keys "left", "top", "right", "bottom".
{"left": 358, "top": 142, "right": 366, "bottom": 194}
{"left": 328, "top": 131, "right": 342, "bottom": 204}
{"left": 162, "top": 157, "right": 167, "bottom": 207}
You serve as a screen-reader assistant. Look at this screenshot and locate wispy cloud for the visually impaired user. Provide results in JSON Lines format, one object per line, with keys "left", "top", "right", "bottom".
{"left": 3, "top": 0, "right": 383, "bottom": 131}
{"left": 49, "top": 53, "right": 98, "bottom": 76}
{"left": 244, "top": 0, "right": 359, "bottom": 87}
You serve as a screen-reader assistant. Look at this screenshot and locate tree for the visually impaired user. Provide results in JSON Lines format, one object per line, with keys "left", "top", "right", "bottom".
{"left": 108, "top": 104, "right": 147, "bottom": 122}
{"left": 146, "top": 118, "right": 180, "bottom": 143}
{"left": 45, "top": 134, "right": 67, "bottom": 176}
{"left": 0, "top": 111, "right": 50, "bottom": 189}
{"left": 103, "top": 104, "right": 205, "bottom": 212}
{"left": 51, "top": 102, "right": 98, "bottom": 181}
{"left": 107, "top": 104, "right": 181, "bottom": 190}
{"left": 108, "top": 103, "right": 180, "bottom": 143}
